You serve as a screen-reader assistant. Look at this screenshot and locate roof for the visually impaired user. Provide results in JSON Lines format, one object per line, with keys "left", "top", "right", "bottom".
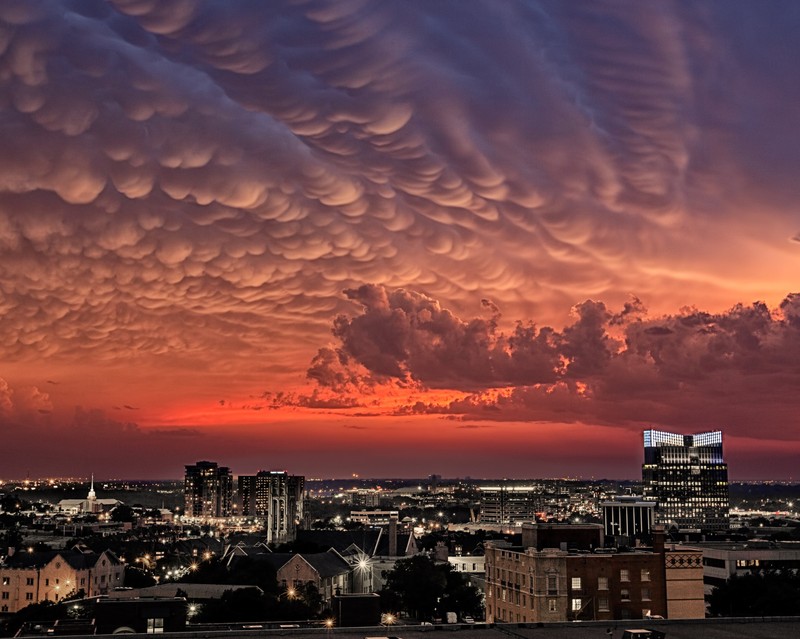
{"left": 109, "top": 583, "right": 262, "bottom": 600}
{"left": 300, "top": 550, "right": 351, "bottom": 578}
{"left": 296, "top": 529, "right": 382, "bottom": 555}
{"left": 375, "top": 532, "right": 418, "bottom": 557}
{"left": 239, "top": 550, "right": 351, "bottom": 579}
{"left": 2, "top": 548, "right": 120, "bottom": 570}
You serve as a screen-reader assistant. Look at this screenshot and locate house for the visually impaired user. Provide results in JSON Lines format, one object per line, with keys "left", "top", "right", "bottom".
{"left": 230, "top": 549, "right": 353, "bottom": 606}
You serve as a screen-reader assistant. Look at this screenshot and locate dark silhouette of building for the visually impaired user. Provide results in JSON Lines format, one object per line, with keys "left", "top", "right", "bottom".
{"left": 184, "top": 461, "right": 233, "bottom": 518}
{"left": 642, "top": 430, "right": 729, "bottom": 532}
{"left": 521, "top": 522, "right": 604, "bottom": 551}
{"left": 237, "top": 470, "right": 304, "bottom": 542}
{"left": 602, "top": 495, "right": 656, "bottom": 544}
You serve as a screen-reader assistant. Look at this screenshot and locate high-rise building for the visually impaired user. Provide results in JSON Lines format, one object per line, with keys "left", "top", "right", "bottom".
{"left": 479, "top": 484, "right": 543, "bottom": 524}
{"left": 184, "top": 461, "right": 233, "bottom": 518}
{"left": 237, "top": 470, "right": 304, "bottom": 543}
{"left": 642, "top": 430, "right": 729, "bottom": 531}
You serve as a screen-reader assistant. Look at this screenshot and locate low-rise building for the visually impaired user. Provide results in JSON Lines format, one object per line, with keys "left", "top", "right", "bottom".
{"left": 0, "top": 548, "right": 123, "bottom": 614}
{"left": 682, "top": 540, "right": 800, "bottom": 596}
{"left": 485, "top": 529, "right": 704, "bottom": 623}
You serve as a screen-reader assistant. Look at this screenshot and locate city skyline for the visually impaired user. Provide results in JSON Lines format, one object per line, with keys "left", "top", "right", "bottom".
{"left": 2, "top": 1, "right": 800, "bottom": 480}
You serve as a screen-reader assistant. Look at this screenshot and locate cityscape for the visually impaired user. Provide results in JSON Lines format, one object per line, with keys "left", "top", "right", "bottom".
{"left": 2, "top": 430, "right": 800, "bottom": 635}
{"left": 3, "top": 0, "right": 800, "bottom": 637}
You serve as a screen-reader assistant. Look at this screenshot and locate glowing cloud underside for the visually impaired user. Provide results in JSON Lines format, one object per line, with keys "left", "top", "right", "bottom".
{"left": 1, "top": 0, "right": 800, "bottom": 478}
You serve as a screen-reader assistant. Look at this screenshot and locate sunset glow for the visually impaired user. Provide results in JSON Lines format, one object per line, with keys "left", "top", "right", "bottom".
{"left": 2, "top": 0, "right": 800, "bottom": 479}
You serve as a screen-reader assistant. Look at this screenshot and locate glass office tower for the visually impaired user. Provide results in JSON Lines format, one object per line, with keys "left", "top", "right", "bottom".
{"left": 642, "top": 430, "right": 729, "bottom": 531}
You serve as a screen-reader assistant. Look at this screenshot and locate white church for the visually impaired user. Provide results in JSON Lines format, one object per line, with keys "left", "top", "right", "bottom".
{"left": 57, "top": 476, "right": 122, "bottom": 514}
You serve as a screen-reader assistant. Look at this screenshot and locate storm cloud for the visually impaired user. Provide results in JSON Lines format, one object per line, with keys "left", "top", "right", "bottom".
{"left": 309, "top": 285, "right": 800, "bottom": 441}
{"left": 2, "top": 0, "right": 800, "bottom": 476}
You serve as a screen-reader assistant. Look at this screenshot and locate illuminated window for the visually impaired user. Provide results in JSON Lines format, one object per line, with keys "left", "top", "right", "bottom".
{"left": 621, "top": 588, "right": 630, "bottom": 601}
{"left": 598, "top": 577, "right": 608, "bottom": 590}
{"left": 548, "top": 599, "right": 557, "bottom": 613}
{"left": 641, "top": 569, "right": 650, "bottom": 581}
{"left": 571, "top": 577, "right": 582, "bottom": 590}
{"left": 572, "top": 598, "right": 582, "bottom": 612}
{"left": 620, "top": 569, "right": 630, "bottom": 582}
{"left": 147, "top": 618, "right": 164, "bottom": 634}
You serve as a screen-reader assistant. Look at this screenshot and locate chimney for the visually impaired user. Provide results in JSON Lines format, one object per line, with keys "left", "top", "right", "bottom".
{"left": 652, "top": 525, "right": 665, "bottom": 555}
{"left": 388, "top": 516, "right": 398, "bottom": 556}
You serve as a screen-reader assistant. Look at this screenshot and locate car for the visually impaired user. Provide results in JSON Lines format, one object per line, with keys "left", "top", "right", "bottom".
{"left": 462, "top": 617, "right": 475, "bottom": 624}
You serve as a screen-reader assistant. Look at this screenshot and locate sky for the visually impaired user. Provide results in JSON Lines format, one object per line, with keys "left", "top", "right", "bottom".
{"left": 2, "top": 0, "right": 800, "bottom": 481}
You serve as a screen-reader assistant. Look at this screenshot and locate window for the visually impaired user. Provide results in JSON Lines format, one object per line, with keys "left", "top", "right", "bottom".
{"left": 642, "top": 587, "right": 651, "bottom": 601}
{"left": 1, "top": 606, "right": 7, "bottom": 613}
{"left": 1, "top": 592, "right": 8, "bottom": 600}
{"left": 571, "top": 598, "right": 582, "bottom": 612}
{"left": 598, "top": 576, "right": 608, "bottom": 590}
{"left": 26, "top": 578, "right": 34, "bottom": 586}
{"left": 80, "top": 578, "right": 85, "bottom": 586}
{"left": 598, "top": 596, "right": 609, "bottom": 612}
{"left": 571, "top": 577, "right": 582, "bottom": 590}
{"left": 621, "top": 588, "right": 630, "bottom": 601}
{"left": 548, "top": 599, "right": 557, "bottom": 613}
{"left": 146, "top": 618, "right": 164, "bottom": 634}
{"left": 620, "top": 569, "right": 630, "bottom": 582}
{"left": 26, "top": 593, "right": 33, "bottom": 601}
{"left": 2, "top": 578, "right": 8, "bottom": 585}
{"left": 45, "top": 579, "right": 50, "bottom": 586}
{"left": 547, "top": 574, "right": 558, "bottom": 595}
{"left": 641, "top": 569, "right": 650, "bottom": 582}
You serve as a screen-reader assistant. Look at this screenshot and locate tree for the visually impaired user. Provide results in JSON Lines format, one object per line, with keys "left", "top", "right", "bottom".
{"left": 194, "top": 587, "right": 270, "bottom": 623}
{"left": 124, "top": 565, "right": 157, "bottom": 588}
{"left": 381, "top": 555, "right": 483, "bottom": 621}
{"left": 110, "top": 505, "right": 136, "bottom": 523}
{"left": 0, "top": 525, "right": 24, "bottom": 552}
{"left": 708, "top": 571, "right": 800, "bottom": 617}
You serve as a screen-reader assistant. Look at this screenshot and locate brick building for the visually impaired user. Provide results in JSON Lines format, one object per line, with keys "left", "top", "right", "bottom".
{"left": 485, "top": 528, "right": 704, "bottom": 622}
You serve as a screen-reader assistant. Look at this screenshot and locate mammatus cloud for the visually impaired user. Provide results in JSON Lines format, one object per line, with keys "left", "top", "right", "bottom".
{"left": 303, "top": 285, "right": 800, "bottom": 441}
{"left": 1, "top": 1, "right": 800, "bottom": 476}
{"left": 1, "top": 0, "right": 799, "bottom": 379}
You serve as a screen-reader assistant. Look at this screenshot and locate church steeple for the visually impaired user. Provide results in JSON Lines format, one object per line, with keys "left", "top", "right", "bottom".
{"left": 87, "top": 474, "right": 96, "bottom": 502}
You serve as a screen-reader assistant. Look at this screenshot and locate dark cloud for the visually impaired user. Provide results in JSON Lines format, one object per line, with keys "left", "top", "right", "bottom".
{"left": 309, "top": 285, "right": 800, "bottom": 441}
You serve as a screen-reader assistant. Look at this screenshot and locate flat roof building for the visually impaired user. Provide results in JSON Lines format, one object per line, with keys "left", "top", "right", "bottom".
{"left": 642, "top": 430, "right": 729, "bottom": 532}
